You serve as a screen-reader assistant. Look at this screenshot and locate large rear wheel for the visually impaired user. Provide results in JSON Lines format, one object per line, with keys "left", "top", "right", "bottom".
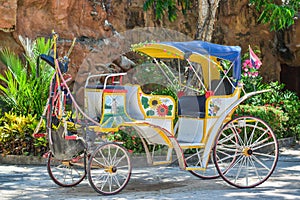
{"left": 214, "top": 116, "right": 279, "bottom": 188}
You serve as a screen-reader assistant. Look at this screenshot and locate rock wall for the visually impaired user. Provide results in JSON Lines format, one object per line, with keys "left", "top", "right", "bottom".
{"left": 0, "top": 0, "right": 299, "bottom": 86}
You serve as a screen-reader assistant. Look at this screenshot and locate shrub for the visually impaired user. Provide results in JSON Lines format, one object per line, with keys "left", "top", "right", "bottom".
{"left": 107, "top": 127, "right": 144, "bottom": 154}
{"left": 242, "top": 81, "right": 300, "bottom": 139}
{"left": 235, "top": 104, "right": 289, "bottom": 139}
{"left": 0, "top": 112, "right": 48, "bottom": 156}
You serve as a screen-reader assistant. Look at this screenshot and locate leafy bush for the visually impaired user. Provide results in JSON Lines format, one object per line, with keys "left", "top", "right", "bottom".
{"left": 235, "top": 104, "right": 289, "bottom": 139}
{"left": 242, "top": 81, "right": 300, "bottom": 139}
{"left": 0, "top": 112, "right": 48, "bottom": 156}
{"left": 0, "top": 36, "right": 52, "bottom": 156}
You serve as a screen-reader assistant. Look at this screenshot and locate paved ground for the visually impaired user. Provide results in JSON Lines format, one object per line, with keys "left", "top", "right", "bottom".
{"left": 0, "top": 143, "right": 300, "bottom": 200}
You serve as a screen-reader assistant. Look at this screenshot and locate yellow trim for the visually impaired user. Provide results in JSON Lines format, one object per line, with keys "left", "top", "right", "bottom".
{"left": 122, "top": 121, "right": 173, "bottom": 148}
{"left": 205, "top": 87, "right": 241, "bottom": 118}
{"left": 202, "top": 87, "right": 241, "bottom": 145}
{"left": 85, "top": 88, "right": 103, "bottom": 93}
{"left": 180, "top": 144, "right": 205, "bottom": 149}
{"left": 153, "top": 127, "right": 173, "bottom": 147}
{"left": 185, "top": 167, "right": 206, "bottom": 171}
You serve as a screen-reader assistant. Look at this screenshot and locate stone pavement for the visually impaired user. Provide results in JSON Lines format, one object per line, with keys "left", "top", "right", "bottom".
{"left": 0, "top": 142, "right": 300, "bottom": 200}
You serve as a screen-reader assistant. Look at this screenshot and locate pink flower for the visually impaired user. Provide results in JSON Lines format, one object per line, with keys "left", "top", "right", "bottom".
{"left": 244, "top": 73, "right": 248, "bottom": 77}
{"left": 243, "top": 59, "right": 251, "bottom": 66}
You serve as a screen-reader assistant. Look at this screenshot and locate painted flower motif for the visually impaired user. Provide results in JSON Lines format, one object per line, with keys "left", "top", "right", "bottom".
{"left": 156, "top": 104, "right": 169, "bottom": 116}
{"left": 149, "top": 97, "right": 162, "bottom": 108}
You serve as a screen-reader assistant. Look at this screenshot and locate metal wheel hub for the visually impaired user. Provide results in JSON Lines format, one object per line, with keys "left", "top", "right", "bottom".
{"left": 242, "top": 147, "right": 253, "bottom": 156}
{"left": 105, "top": 166, "right": 117, "bottom": 174}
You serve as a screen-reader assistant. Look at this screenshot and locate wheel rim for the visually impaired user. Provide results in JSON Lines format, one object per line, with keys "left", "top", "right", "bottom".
{"left": 185, "top": 148, "right": 219, "bottom": 179}
{"left": 88, "top": 143, "right": 132, "bottom": 195}
{"left": 214, "top": 116, "right": 279, "bottom": 188}
{"left": 47, "top": 152, "right": 86, "bottom": 187}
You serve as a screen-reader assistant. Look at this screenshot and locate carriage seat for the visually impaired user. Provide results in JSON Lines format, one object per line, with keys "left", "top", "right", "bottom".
{"left": 178, "top": 95, "right": 206, "bottom": 118}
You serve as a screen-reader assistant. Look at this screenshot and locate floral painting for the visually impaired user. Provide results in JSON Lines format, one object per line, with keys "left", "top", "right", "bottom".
{"left": 140, "top": 95, "right": 174, "bottom": 117}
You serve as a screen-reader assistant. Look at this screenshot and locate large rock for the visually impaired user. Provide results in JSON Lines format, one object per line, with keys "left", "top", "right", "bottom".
{"left": 0, "top": 0, "right": 299, "bottom": 88}
{"left": 0, "top": 0, "right": 17, "bottom": 32}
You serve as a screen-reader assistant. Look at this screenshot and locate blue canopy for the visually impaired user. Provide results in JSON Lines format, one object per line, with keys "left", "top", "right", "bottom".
{"left": 161, "top": 41, "right": 242, "bottom": 81}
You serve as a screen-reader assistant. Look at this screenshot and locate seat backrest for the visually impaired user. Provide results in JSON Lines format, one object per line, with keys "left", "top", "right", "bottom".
{"left": 211, "top": 79, "right": 233, "bottom": 95}
{"left": 123, "top": 85, "right": 145, "bottom": 120}
{"left": 178, "top": 95, "right": 206, "bottom": 118}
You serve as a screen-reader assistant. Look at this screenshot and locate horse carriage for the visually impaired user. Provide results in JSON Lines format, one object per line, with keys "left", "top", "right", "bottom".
{"left": 35, "top": 33, "right": 278, "bottom": 195}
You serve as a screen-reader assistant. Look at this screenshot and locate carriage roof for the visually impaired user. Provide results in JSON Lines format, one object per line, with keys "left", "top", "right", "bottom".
{"left": 133, "top": 41, "right": 242, "bottom": 81}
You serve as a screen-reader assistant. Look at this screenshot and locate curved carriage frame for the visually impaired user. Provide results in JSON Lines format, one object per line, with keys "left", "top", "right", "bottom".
{"left": 35, "top": 33, "right": 279, "bottom": 195}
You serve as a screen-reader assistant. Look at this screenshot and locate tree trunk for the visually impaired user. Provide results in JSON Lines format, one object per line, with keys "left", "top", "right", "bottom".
{"left": 196, "top": 0, "right": 220, "bottom": 41}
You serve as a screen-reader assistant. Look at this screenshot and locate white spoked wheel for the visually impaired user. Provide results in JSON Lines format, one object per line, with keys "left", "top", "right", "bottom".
{"left": 47, "top": 152, "right": 86, "bottom": 187}
{"left": 87, "top": 142, "right": 132, "bottom": 195}
{"left": 214, "top": 116, "right": 279, "bottom": 188}
{"left": 185, "top": 148, "right": 219, "bottom": 179}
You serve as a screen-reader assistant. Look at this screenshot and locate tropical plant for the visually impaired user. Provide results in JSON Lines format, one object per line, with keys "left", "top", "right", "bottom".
{"left": 0, "top": 112, "right": 48, "bottom": 156}
{"left": 143, "top": 0, "right": 220, "bottom": 41}
{"left": 0, "top": 37, "right": 53, "bottom": 117}
{"left": 250, "top": 0, "right": 300, "bottom": 31}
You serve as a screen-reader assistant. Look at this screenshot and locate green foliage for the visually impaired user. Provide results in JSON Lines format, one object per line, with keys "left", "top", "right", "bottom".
{"left": 250, "top": 0, "right": 300, "bottom": 31}
{"left": 107, "top": 127, "right": 144, "bottom": 154}
{"left": 0, "top": 37, "right": 53, "bottom": 117}
{"left": 143, "top": 0, "right": 192, "bottom": 22}
{"left": 242, "top": 81, "right": 300, "bottom": 139}
{"left": 235, "top": 105, "right": 288, "bottom": 139}
{"left": 0, "top": 112, "right": 48, "bottom": 156}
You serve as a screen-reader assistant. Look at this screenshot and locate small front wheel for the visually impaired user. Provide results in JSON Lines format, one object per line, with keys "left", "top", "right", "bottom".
{"left": 214, "top": 116, "right": 279, "bottom": 188}
{"left": 47, "top": 151, "right": 86, "bottom": 187}
{"left": 87, "top": 142, "right": 132, "bottom": 195}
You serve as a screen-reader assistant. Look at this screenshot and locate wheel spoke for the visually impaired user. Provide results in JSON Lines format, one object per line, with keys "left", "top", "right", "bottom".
{"left": 47, "top": 153, "right": 86, "bottom": 187}
{"left": 233, "top": 156, "right": 246, "bottom": 184}
{"left": 248, "top": 156, "right": 263, "bottom": 181}
{"left": 251, "top": 154, "right": 271, "bottom": 171}
{"left": 252, "top": 151, "right": 276, "bottom": 158}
